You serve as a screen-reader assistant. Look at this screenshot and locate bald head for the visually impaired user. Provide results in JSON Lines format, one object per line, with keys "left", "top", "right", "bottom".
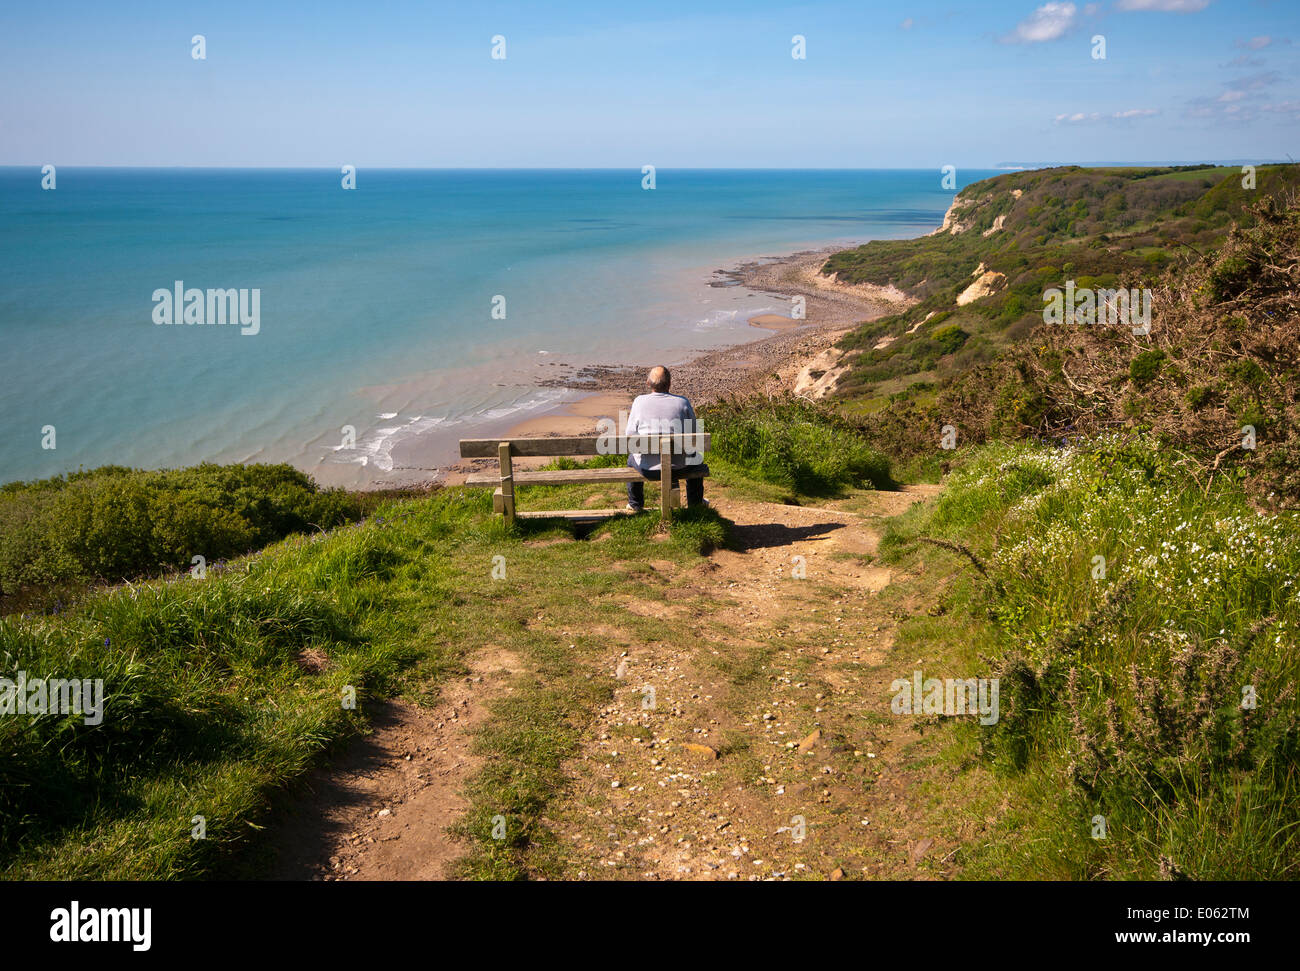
{"left": 647, "top": 366, "right": 671, "bottom": 393}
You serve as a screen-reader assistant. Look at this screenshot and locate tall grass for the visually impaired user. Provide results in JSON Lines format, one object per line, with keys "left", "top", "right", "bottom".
{"left": 891, "top": 435, "right": 1300, "bottom": 878}
{"left": 0, "top": 493, "right": 477, "bottom": 878}
{"left": 0, "top": 476, "right": 729, "bottom": 879}
{"left": 0, "top": 463, "right": 364, "bottom": 602}
{"left": 702, "top": 395, "right": 893, "bottom": 496}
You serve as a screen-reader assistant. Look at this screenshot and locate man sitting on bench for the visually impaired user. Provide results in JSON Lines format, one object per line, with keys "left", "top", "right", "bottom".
{"left": 625, "top": 365, "right": 708, "bottom": 513}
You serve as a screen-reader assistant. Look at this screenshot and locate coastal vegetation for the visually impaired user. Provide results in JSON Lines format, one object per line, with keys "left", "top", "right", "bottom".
{"left": 819, "top": 164, "right": 1300, "bottom": 878}
{"left": 0, "top": 463, "right": 362, "bottom": 610}
{"left": 878, "top": 439, "right": 1299, "bottom": 878}
{"left": 831, "top": 165, "right": 1300, "bottom": 506}
{"left": 2, "top": 164, "right": 1297, "bottom": 881}
{"left": 701, "top": 396, "right": 893, "bottom": 497}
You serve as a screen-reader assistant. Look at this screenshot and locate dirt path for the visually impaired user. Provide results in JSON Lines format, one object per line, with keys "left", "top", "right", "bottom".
{"left": 266, "top": 482, "right": 970, "bottom": 881}
{"left": 262, "top": 646, "right": 523, "bottom": 880}
{"left": 542, "top": 485, "right": 972, "bottom": 880}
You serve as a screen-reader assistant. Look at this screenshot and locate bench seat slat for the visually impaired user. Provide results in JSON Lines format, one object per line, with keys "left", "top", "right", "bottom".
{"left": 515, "top": 508, "right": 635, "bottom": 520}
{"left": 459, "top": 434, "right": 710, "bottom": 458}
{"left": 464, "top": 466, "right": 709, "bottom": 487}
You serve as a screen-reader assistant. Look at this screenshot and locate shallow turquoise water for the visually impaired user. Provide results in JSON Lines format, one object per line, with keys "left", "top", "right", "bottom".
{"left": 0, "top": 167, "right": 992, "bottom": 485}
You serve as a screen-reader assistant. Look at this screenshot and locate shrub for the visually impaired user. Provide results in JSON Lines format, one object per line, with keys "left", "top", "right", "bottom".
{"left": 922, "top": 438, "right": 1300, "bottom": 878}
{"left": 1128, "top": 349, "right": 1166, "bottom": 387}
{"left": 701, "top": 396, "right": 892, "bottom": 495}
{"left": 931, "top": 324, "right": 971, "bottom": 356}
{"left": 0, "top": 464, "right": 363, "bottom": 596}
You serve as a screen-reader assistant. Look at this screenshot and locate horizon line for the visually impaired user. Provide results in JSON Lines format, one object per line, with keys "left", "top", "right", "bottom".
{"left": 0, "top": 161, "right": 1285, "bottom": 172}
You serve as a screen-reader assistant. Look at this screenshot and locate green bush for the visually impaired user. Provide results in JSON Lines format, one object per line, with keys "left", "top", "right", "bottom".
{"left": 922, "top": 438, "right": 1300, "bottom": 878}
{"left": 1128, "top": 349, "right": 1166, "bottom": 387}
{"left": 701, "top": 396, "right": 892, "bottom": 495}
{"left": 931, "top": 324, "right": 971, "bottom": 355}
{"left": 0, "top": 464, "right": 363, "bottom": 596}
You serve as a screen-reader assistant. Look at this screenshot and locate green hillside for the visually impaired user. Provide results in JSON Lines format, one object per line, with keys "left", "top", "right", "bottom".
{"left": 2, "top": 165, "right": 1297, "bottom": 883}
{"left": 826, "top": 164, "right": 1300, "bottom": 504}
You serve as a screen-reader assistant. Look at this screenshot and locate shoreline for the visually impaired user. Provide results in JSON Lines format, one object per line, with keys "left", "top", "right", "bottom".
{"left": 434, "top": 246, "right": 913, "bottom": 488}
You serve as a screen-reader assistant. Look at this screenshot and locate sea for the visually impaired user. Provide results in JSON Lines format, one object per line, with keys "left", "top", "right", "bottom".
{"left": 0, "top": 168, "right": 994, "bottom": 487}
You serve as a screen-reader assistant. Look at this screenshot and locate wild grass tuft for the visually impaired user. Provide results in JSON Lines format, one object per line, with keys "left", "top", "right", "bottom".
{"left": 899, "top": 436, "right": 1300, "bottom": 878}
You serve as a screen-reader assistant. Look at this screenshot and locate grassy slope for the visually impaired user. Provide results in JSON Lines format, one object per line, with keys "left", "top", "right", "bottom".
{"left": 816, "top": 166, "right": 1300, "bottom": 878}
{"left": 879, "top": 439, "right": 1299, "bottom": 878}
{"left": 4, "top": 399, "right": 1294, "bottom": 880}
{"left": 0, "top": 482, "right": 726, "bottom": 879}
{"left": 826, "top": 164, "right": 1300, "bottom": 435}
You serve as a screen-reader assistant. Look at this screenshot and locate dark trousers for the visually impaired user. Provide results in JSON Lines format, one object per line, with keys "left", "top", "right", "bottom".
{"left": 627, "top": 464, "right": 707, "bottom": 510}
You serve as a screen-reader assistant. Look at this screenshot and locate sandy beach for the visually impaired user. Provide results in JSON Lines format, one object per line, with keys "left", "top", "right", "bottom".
{"left": 431, "top": 246, "right": 910, "bottom": 486}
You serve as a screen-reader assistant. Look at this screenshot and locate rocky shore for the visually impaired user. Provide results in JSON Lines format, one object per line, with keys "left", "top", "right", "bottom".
{"left": 530, "top": 246, "right": 910, "bottom": 409}
{"left": 435, "top": 245, "right": 910, "bottom": 484}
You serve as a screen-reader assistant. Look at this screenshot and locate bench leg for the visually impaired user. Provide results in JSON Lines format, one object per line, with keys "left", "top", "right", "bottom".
{"left": 499, "top": 442, "right": 515, "bottom": 523}
{"left": 659, "top": 441, "right": 673, "bottom": 524}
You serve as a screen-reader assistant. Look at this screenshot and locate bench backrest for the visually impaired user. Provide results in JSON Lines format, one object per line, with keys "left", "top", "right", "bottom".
{"left": 459, "top": 433, "right": 710, "bottom": 458}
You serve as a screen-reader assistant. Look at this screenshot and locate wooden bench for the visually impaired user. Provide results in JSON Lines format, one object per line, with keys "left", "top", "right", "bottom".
{"left": 459, "top": 433, "right": 710, "bottom": 524}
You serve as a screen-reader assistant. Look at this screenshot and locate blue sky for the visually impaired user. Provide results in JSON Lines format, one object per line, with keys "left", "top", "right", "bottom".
{"left": 0, "top": 0, "right": 1295, "bottom": 167}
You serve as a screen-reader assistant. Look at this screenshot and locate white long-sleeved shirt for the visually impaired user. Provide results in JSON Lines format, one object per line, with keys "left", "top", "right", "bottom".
{"left": 625, "top": 392, "right": 699, "bottom": 473}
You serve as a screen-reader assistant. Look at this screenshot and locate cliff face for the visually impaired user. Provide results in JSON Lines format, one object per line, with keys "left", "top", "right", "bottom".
{"left": 837, "top": 167, "right": 1300, "bottom": 507}
{"left": 931, "top": 186, "right": 1023, "bottom": 237}
{"left": 824, "top": 164, "right": 1300, "bottom": 299}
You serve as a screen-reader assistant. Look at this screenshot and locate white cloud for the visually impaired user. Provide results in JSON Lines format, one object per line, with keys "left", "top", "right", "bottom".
{"left": 1055, "top": 108, "right": 1159, "bottom": 123}
{"left": 1190, "top": 96, "right": 1294, "bottom": 126}
{"left": 1186, "top": 73, "right": 1283, "bottom": 122}
{"left": 1115, "top": 0, "right": 1210, "bottom": 11}
{"left": 1229, "top": 70, "right": 1282, "bottom": 92}
{"left": 1004, "top": 2, "right": 1077, "bottom": 43}
{"left": 1233, "top": 36, "right": 1290, "bottom": 51}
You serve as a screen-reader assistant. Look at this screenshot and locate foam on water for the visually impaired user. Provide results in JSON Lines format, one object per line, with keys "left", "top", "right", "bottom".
{"left": 0, "top": 168, "right": 991, "bottom": 485}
